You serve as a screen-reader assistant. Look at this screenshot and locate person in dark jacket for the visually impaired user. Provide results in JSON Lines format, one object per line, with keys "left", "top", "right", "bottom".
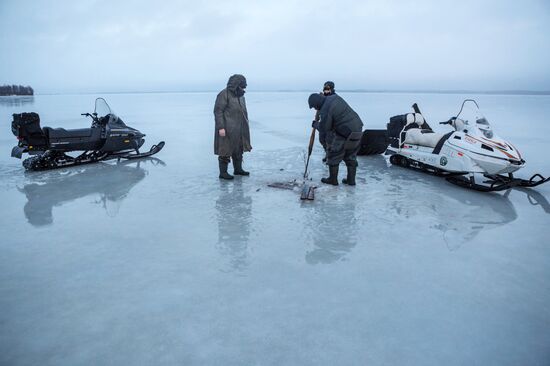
{"left": 308, "top": 93, "right": 364, "bottom": 186}
{"left": 322, "top": 81, "right": 335, "bottom": 96}
{"left": 313, "top": 81, "right": 337, "bottom": 158}
{"left": 214, "top": 74, "right": 252, "bottom": 180}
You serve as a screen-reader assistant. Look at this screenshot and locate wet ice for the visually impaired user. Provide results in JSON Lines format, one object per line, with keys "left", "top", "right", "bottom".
{"left": 0, "top": 92, "right": 549, "bottom": 366}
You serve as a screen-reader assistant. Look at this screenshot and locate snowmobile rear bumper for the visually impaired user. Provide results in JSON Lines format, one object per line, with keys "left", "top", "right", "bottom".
{"left": 11, "top": 145, "right": 26, "bottom": 159}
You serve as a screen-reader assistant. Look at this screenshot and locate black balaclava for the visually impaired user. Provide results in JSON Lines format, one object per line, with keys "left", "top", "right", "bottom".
{"left": 227, "top": 74, "right": 247, "bottom": 97}
{"left": 308, "top": 93, "right": 326, "bottom": 110}
{"left": 323, "top": 81, "right": 335, "bottom": 95}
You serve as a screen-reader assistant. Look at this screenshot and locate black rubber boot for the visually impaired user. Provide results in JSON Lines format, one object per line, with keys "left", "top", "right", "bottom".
{"left": 321, "top": 165, "right": 339, "bottom": 185}
{"left": 219, "top": 160, "right": 234, "bottom": 180}
{"left": 233, "top": 156, "right": 249, "bottom": 176}
{"left": 342, "top": 165, "right": 357, "bottom": 186}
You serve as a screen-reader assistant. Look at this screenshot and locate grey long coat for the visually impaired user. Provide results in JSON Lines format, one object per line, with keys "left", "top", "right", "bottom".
{"left": 213, "top": 89, "right": 251, "bottom": 157}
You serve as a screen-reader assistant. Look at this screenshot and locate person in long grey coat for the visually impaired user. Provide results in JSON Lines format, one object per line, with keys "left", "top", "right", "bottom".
{"left": 214, "top": 74, "right": 252, "bottom": 180}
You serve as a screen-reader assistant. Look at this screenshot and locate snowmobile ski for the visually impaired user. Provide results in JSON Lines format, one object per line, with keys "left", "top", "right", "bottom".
{"left": 446, "top": 172, "right": 550, "bottom": 192}
{"left": 115, "top": 141, "right": 165, "bottom": 160}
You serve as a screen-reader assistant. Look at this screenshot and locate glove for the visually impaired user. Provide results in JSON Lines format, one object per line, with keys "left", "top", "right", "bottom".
{"left": 311, "top": 120, "right": 320, "bottom": 129}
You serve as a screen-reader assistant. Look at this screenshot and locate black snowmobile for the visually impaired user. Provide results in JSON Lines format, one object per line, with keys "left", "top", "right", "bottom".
{"left": 11, "top": 98, "right": 165, "bottom": 170}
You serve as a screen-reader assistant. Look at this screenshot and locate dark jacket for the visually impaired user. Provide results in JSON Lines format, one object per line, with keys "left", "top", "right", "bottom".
{"left": 313, "top": 92, "right": 336, "bottom": 123}
{"left": 213, "top": 76, "right": 251, "bottom": 156}
{"left": 318, "top": 94, "right": 363, "bottom": 141}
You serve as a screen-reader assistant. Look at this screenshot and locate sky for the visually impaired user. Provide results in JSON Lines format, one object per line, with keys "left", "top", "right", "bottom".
{"left": 0, "top": 0, "right": 549, "bottom": 93}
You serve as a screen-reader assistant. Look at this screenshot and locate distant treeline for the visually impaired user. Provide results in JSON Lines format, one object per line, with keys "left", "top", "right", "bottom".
{"left": 0, "top": 85, "right": 34, "bottom": 96}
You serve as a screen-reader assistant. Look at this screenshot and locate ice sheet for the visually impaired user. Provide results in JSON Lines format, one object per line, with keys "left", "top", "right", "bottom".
{"left": 0, "top": 92, "right": 549, "bottom": 365}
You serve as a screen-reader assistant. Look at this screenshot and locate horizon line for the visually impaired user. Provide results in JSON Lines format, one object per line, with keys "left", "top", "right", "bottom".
{"left": 4, "top": 89, "right": 550, "bottom": 96}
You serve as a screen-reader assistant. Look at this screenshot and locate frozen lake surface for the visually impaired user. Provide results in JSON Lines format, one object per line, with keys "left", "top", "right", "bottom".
{"left": 1, "top": 92, "right": 549, "bottom": 365}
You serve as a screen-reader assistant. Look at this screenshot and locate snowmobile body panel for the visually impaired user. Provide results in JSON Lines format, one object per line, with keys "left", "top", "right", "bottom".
{"left": 99, "top": 126, "right": 144, "bottom": 153}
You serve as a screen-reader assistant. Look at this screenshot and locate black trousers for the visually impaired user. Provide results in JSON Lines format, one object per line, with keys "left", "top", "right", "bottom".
{"left": 326, "top": 135, "right": 360, "bottom": 167}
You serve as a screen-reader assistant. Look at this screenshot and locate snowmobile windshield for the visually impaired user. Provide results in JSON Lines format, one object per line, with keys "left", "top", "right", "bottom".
{"left": 476, "top": 117, "right": 493, "bottom": 138}
{"left": 456, "top": 100, "right": 494, "bottom": 139}
{"left": 93, "top": 97, "right": 127, "bottom": 127}
{"left": 94, "top": 98, "right": 113, "bottom": 119}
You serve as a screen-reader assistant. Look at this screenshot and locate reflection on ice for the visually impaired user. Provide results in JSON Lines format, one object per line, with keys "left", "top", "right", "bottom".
{"left": 18, "top": 160, "right": 159, "bottom": 226}
{"left": 516, "top": 187, "right": 550, "bottom": 214}
{"left": 216, "top": 179, "right": 253, "bottom": 272}
{"left": 0, "top": 96, "right": 34, "bottom": 107}
{"left": 303, "top": 191, "right": 358, "bottom": 264}
{"left": 361, "top": 155, "right": 518, "bottom": 251}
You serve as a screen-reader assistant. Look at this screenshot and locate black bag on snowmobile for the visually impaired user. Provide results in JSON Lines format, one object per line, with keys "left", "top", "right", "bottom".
{"left": 12, "top": 113, "right": 48, "bottom": 147}
{"left": 387, "top": 114, "right": 407, "bottom": 147}
{"left": 387, "top": 115, "right": 407, "bottom": 138}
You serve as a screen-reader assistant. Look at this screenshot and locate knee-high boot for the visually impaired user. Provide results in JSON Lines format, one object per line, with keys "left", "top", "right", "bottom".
{"left": 232, "top": 155, "right": 249, "bottom": 176}
{"left": 219, "top": 157, "right": 234, "bottom": 180}
{"left": 321, "top": 165, "right": 339, "bottom": 185}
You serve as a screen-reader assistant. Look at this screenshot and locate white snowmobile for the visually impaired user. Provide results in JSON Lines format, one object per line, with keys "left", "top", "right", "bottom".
{"left": 385, "top": 99, "right": 549, "bottom": 191}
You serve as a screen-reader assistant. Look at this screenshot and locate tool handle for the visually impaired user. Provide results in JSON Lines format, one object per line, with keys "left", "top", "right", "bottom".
{"left": 304, "top": 127, "right": 316, "bottom": 179}
{"left": 308, "top": 127, "right": 316, "bottom": 155}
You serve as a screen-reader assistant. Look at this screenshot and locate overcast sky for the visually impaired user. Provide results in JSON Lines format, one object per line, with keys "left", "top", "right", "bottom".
{"left": 1, "top": 0, "right": 549, "bottom": 93}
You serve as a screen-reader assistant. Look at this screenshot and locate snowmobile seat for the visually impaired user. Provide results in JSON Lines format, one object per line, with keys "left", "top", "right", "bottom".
{"left": 388, "top": 113, "right": 433, "bottom": 148}
{"left": 43, "top": 127, "right": 103, "bottom": 151}
{"left": 43, "top": 127, "right": 94, "bottom": 139}
{"left": 403, "top": 128, "right": 445, "bottom": 148}
{"left": 403, "top": 113, "right": 431, "bottom": 131}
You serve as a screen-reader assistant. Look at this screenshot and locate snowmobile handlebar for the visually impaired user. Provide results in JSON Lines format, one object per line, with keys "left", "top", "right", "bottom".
{"left": 81, "top": 112, "right": 100, "bottom": 124}
{"left": 439, "top": 118, "right": 455, "bottom": 125}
